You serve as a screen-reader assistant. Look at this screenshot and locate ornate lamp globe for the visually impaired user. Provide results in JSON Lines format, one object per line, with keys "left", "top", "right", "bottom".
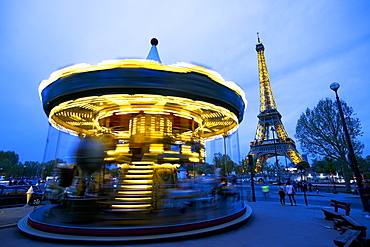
{"left": 330, "top": 82, "right": 340, "bottom": 91}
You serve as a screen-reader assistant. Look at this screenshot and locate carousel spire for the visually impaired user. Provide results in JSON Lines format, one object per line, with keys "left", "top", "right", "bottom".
{"left": 146, "top": 38, "right": 161, "bottom": 63}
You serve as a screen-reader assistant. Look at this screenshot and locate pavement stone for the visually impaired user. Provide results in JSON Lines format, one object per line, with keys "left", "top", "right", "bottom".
{"left": 0, "top": 189, "right": 370, "bottom": 246}
{"left": 0, "top": 205, "right": 37, "bottom": 229}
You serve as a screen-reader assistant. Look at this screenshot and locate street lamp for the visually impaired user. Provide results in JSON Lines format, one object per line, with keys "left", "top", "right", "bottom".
{"left": 297, "top": 165, "right": 308, "bottom": 206}
{"left": 22, "top": 165, "right": 27, "bottom": 184}
{"left": 248, "top": 154, "right": 256, "bottom": 202}
{"left": 330, "top": 170, "right": 338, "bottom": 194}
{"left": 330, "top": 82, "right": 370, "bottom": 212}
{"left": 223, "top": 133, "right": 228, "bottom": 176}
{"left": 270, "top": 126, "right": 281, "bottom": 183}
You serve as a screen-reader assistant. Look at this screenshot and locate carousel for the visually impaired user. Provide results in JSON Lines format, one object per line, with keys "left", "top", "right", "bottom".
{"left": 18, "top": 39, "right": 251, "bottom": 241}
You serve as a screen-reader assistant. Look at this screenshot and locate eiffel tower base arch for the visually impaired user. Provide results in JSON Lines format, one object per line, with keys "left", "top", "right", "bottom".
{"left": 249, "top": 141, "right": 304, "bottom": 170}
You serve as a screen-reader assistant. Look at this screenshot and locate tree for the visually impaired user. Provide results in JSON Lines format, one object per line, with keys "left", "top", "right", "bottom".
{"left": 358, "top": 155, "right": 370, "bottom": 179}
{"left": 233, "top": 164, "right": 243, "bottom": 175}
{"left": 297, "top": 161, "right": 310, "bottom": 170}
{"left": 311, "top": 157, "right": 340, "bottom": 174}
{"left": 295, "top": 98, "right": 364, "bottom": 191}
{"left": 239, "top": 157, "right": 248, "bottom": 175}
{"left": 188, "top": 163, "right": 213, "bottom": 176}
{"left": 213, "top": 152, "right": 234, "bottom": 176}
{"left": 241, "top": 156, "right": 264, "bottom": 174}
{"left": 23, "top": 161, "right": 42, "bottom": 178}
{"left": 41, "top": 159, "right": 64, "bottom": 178}
{"left": 0, "top": 151, "right": 20, "bottom": 178}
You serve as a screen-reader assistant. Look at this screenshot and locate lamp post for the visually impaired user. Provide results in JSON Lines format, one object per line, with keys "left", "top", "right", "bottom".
{"left": 223, "top": 133, "right": 228, "bottom": 177}
{"left": 330, "top": 82, "right": 370, "bottom": 212}
{"left": 270, "top": 126, "right": 281, "bottom": 183}
{"left": 248, "top": 155, "right": 256, "bottom": 202}
{"left": 297, "top": 165, "right": 308, "bottom": 206}
{"left": 330, "top": 170, "right": 338, "bottom": 194}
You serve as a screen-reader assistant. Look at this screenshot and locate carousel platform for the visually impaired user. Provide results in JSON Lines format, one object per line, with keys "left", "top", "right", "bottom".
{"left": 18, "top": 200, "right": 251, "bottom": 242}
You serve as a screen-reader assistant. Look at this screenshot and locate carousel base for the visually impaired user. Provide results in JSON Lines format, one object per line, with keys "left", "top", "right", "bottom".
{"left": 18, "top": 202, "right": 251, "bottom": 242}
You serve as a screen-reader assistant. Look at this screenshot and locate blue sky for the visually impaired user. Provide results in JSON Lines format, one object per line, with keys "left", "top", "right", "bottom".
{"left": 0, "top": 0, "right": 369, "bottom": 163}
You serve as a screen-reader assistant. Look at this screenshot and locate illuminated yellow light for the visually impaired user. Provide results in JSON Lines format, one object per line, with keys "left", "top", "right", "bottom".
{"left": 112, "top": 204, "right": 151, "bottom": 208}
{"left": 189, "top": 158, "right": 200, "bottom": 162}
{"left": 182, "top": 145, "right": 192, "bottom": 154}
{"left": 125, "top": 175, "right": 153, "bottom": 178}
{"left": 114, "top": 197, "right": 151, "bottom": 201}
{"left": 117, "top": 163, "right": 130, "bottom": 168}
{"left": 111, "top": 209, "right": 150, "bottom": 212}
{"left": 128, "top": 166, "right": 155, "bottom": 169}
{"left": 150, "top": 133, "right": 165, "bottom": 138}
{"left": 153, "top": 163, "right": 179, "bottom": 168}
{"left": 163, "top": 157, "right": 180, "bottom": 161}
{"left": 149, "top": 144, "right": 164, "bottom": 153}
{"left": 118, "top": 191, "right": 152, "bottom": 195}
{"left": 131, "top": 161, "right": 154, "bottom": 165}
{"left": 128, "top": 170, "right": 153, "bottom": 173}
{"left": 120, "top": 185, "right": 152, "bottom": 189}
{"left": 122, "top": 180, "right": 153, "bottom": 184}
{"left": 163, "top": 150, "right": 180, "bottom": 154}
{"left": 107, "top": 150, "right": 116, "bottom": 155}
{"left": 116, "top": 144, "right": 130, "bottom": 153}
{"left": 47, "top": 93, "right": 240, "bottom": 141}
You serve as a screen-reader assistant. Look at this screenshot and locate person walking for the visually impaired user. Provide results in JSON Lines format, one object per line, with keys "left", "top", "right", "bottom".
{"left": 262, "top": 184, "right": 270, "bottom": 199}
{"left": 285, "top": 181, "right": 297, "bottom": 206}
{"left": 278, "top": 183, "right": 286, "bottom": 205}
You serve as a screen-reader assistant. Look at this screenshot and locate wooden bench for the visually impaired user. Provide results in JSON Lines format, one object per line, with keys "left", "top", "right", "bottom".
{"left": 334, "top": 215, "right": 367, "bottom": 238}
{"left": 331, "top": 199, "right": 351, "bottom": 216}
{"left": 322, "top": 199, "right": 351, "bottom": 220}
{"left": 333, "top": 229, "right": 362, "bottom": 247}
{"left": 322, "top": 208, "right": 343, "bottom": 220}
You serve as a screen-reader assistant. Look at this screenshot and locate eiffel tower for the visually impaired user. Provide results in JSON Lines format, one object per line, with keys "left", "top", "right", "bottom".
{"left": 249, "top": 34, "right": 304, "bottom": 168}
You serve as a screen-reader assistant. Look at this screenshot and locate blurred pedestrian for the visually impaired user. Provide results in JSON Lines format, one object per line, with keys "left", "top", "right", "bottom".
{"left": 262, "top": 184, "right": 270, "bottom": 199}
{"left": 308, "top": 182, "right": 312, "bottom": 192}
{"left": 302, "top": 180, "right": 307, "bottom": 192}
{"left": 278, "top": 183, "right": 286, "bottom": 205}
{"left": 285, "top": 181, "right": 297, "bottom": 206}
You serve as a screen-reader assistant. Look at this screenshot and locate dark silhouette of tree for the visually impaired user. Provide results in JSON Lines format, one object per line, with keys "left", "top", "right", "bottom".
{"left": 358, "top": 155, "right": 370, "bottom": 179}
{"left": 311, "top": 157, "right": 340, "bottom": 174}
{"left": 0, "top": 151, "right": 20, "bottom": 178}
{"left": 295, "top": 98, "right": 364, "bottom": 191}
{"left": 0, "top": 150, "right": 67, "bottom": 179}
{"left": 213, "top": 152, "right": 235, "bottom": 176}
{"left": 41, "top": 159, "right": 64, "bottom": 178}
{"left": 23, "top": 161, "right": 42, "bottom": 178}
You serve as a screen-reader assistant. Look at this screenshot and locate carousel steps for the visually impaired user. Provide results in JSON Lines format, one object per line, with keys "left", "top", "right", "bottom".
{"left": 105, "top": 162, "right": 154, "bottom": 212}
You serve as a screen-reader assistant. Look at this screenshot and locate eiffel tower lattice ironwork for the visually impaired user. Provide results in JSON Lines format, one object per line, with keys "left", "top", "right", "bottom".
{"left": 249, "top": 35, "right": 304, "bottom": 168}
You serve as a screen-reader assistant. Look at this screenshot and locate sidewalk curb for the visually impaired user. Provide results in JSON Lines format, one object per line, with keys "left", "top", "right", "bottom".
{"left": 0, "top": 223, "right": 17, "bottom": 230}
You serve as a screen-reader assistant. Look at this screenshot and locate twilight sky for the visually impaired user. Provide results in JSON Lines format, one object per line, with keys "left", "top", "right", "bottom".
{"left": 0, "top": 0, "right": 369, "bottom": 163}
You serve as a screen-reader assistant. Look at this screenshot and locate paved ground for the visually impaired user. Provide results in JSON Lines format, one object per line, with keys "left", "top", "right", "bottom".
{"left": 1, "top": 188, "right": 370, "bottom": 246}
{"left": 0, "top": 205, "right": 37, "bottom": 229}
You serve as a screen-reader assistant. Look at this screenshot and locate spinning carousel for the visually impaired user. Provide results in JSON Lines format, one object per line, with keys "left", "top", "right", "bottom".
{"left": 18, "top": 39, "right": 251, "bottom": 241}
